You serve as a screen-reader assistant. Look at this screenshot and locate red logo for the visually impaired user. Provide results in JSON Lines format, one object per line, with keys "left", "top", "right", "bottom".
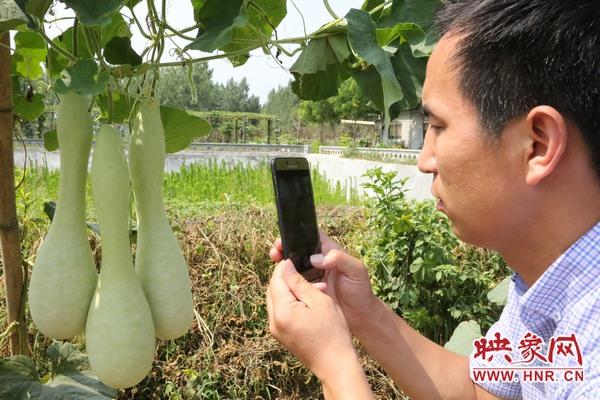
{"left": 471, "top": 332, "right": 585, "bottom": 383}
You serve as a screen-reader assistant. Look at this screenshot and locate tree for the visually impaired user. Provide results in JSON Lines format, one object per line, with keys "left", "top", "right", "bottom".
{"left": 156, "top": 63, "right": 218, "bottom": 111}
{"left": 329, "top": 78, "right": 376, "bottom": 121}
{"left": 214, "top": 77, "right": 260, "bottom": 113}
{"left": 262, "top": 84, "right": 300, "bottom": 134}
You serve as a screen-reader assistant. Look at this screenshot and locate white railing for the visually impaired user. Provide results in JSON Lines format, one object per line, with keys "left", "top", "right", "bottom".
{"left": 17, "top": 139, "right": 310, "bottom": 154}
{"left": 319, "top": 146, "right": 420, "bottom": 160}
{"left": 186, "top": 142, "right": 310, "bottom": 153}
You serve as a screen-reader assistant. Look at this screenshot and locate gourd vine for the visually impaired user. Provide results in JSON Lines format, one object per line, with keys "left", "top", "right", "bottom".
{"left": 0, "top": 0, "right": 442, "bottom": 392}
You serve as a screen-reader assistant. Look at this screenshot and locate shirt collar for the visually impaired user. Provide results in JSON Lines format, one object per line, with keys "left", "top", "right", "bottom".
{"left": 512, "top": 220, "right": 600, "bottom": 325}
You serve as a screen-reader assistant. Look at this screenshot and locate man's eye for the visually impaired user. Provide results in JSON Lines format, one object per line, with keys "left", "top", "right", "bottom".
{"left": 428, "top": 124, "right": 444, "bottom": 135}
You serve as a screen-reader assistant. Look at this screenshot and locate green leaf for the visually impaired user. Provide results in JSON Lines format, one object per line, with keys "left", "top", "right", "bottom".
{"left": 103, "top": 36, "right": 142, "bottom": 66}
{"left": 61, "top": 0, "right": 126, "bottom": 26}
{"left": 14, "top": 92, "right": 44, "bottom": 121}
{"left": 361, "top": 0, "right": 384, "bottom": 13}
{"left": 0, "top": 17, "right": 25, "bottom": 32}
{"left": 13, "top": 30, "right": 47, "bottom": 79}
{"left": 47, "top": 342, "right": 90, "bottom": 374}
{"left": 12, "top": 0, "right": 52, "bottom": 28}
{"left": 376, "top": 22, "right": 423, "bottom": 48}
{"left": 390, "top": 42, "right": 426, "bottom": 109}
{"left": 0, "top": 356, "right": 41, "bottom": 398}
{"left": 125, "top": 0, "right": 142, "bottom": 9}
{"left": 186, "top": 0, "right": 246, "bottom": 52}
{"left": 186, "top": 0, "right": 286, "bottom": 61}
{"left": 350, "top": 38, "right": 425, "bottom": 117}
{"left": 160, "top": 106, "right": 211, "bottom": 153}
{"left": 327, "top": 35, "right": 351, "bottom": 63}
{"left": 22, "top": 0, "right": 52, "bottom": 20}
{"left": 409, "top": 257, "right": 423, "bottom": 273}
{"left": 54, "top": 26, "right": 95, "bottom": 59}
{"left": 487, "top": 276, "right": 511, "bottom": 306}
{"left": 0, "top": 344, "right": 116, "bottom": 399}
{"left": 98, "top": 91, "right": 134, "bottom": 124}
{"left": 43, "top": 129, "right": 58, "bottom": 151}
{"left": 444, "top": 320, "right": 482, "bottom": 356}
{"left": 290, "top": 38, "right": 341, "bottom": 100}
{"left": 0, "top": 1, "right": 27, "bottom": 32}
{"left": 379, "top": 0, "right": 442, "bottom": 29}
{"left": 100, "top": 13, "right": 131, "bottom": 47}
{"left": 47, "top": 25, "right": 97, "bottom": 78}
{"left": 346, "top": 9, "right": 403, "bottom": 126}
{"left": 54, "top": 59, "right": 110, "bottom": 96}
{"left": 43, "top": 371, "right": 116, "bottom": 399}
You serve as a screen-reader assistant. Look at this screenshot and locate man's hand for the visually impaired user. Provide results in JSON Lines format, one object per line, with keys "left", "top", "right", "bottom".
{"left": 266, "top": 259, "right": 372, "bottom": 396}
{"left": 269, "top": 231, "right": 380, "bottom": 333}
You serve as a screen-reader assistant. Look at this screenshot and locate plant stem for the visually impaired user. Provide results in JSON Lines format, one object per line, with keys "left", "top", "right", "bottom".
{"left": 369, "top": 0, "right": 394, "bottom": 15}
{"left": 322, "top": 0, "right": 340, "bottom": 19}
{"left": 72, "top": 17, "right": 79, "bottom": 58}
{"left": 162, "top": 22, "right": 197, "bottom": 41}
{"left": 107, "top": 87, "right": 114, "bottom": 124}
{"left": 79, "top": 26, "right": 95, "bottom": 59}
{"left": 179, "top": 22, "right": 203, "bottom": 34}
{"left": 150, "top": 46, "right": 255, "bottom": 67}
{"left": 129, "top": 8, "right": 154, "bottom": 40}
{"left": 36, "top": 29, "right": 76, "bottom": 61}
{"left": 271, "top": 33, "right": 333, "bottom": 45}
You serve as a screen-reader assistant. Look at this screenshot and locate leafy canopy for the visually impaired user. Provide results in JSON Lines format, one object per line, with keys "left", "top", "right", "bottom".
{"left": 4, "top": 0, "right": 440, "bottom": 149}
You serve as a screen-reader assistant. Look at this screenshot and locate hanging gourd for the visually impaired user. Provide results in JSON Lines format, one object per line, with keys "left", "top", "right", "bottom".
{"left": 86, "top": 124, "right": 155, "bottom": 389}
{"left": 28, "top": 93, "right": 98, "bottom": 339}
{"left": 129, "top": 97, "right": 194, "bottom": 339}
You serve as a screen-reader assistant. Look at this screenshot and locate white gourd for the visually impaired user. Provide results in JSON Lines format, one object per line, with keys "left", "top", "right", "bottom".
{"left": 28, "top": 92, "right": 98, "bottom": 339}
{"left": 86, "top": 125, "right": 155, "bottom": 389}
{"left": 129, "top": 97, "right": 194, "bottom": 339}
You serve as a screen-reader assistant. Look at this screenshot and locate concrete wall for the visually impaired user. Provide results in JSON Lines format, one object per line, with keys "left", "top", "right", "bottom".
{"left": 14, "top": 147, "right": 433, "bottom": 201}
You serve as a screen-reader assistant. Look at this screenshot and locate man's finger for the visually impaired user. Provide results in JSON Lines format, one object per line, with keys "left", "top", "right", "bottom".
{"left": 270, "top": 260, "right": 301, "bottom": 306}
{"left": 269, "top": 246, "right": 283, "bottom": 262}
{"left": 281, "top": 261, "right": 322, "bottom": 307}
{"left": 318, "top": 230, "right": 341, "bottom": 254}
{"left": 266, "top": 284, "right": 275, "bottom": 329}
{"left": 274, "top": 238, "right": 283, "bottom": 251}
{"left": 309, "top": 249, "right": 367, "bottom": 280}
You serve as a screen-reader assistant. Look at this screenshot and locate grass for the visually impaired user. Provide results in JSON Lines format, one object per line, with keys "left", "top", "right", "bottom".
{"left": 163, "top": 161, "right": 362, "bottom": 214}
{"left": 13, "top": 160, "right": 362, "bottom": 221}
{"left": 2, "top": 163, "right": 405, "bottom": 399}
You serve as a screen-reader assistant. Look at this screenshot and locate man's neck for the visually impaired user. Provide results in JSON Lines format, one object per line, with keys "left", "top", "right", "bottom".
{"left": 500, "top": 194, "right": 600, "bottom": 288}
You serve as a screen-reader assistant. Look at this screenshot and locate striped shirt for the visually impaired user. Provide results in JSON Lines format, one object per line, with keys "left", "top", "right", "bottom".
{"left": 469, "top": 221, "right": 600, "bottom": 399}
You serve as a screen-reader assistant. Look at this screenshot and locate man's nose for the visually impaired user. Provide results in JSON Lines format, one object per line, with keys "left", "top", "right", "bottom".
{"left": 417, "top": 130, "right": 437, "bottom": 174}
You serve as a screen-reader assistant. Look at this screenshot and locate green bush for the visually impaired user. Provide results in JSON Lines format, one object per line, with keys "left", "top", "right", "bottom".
{"left": 360, "top": 168, "right": 509, "bottom": 344}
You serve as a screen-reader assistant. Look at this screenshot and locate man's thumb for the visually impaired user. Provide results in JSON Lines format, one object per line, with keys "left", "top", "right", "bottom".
{"left": 281, "top": 260, "right": 319, "bottom": 305}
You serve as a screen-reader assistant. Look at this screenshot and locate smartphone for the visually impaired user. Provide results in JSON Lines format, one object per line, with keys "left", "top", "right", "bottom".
{"left": 271, "top": 157, "right": 323, "bottom": 282}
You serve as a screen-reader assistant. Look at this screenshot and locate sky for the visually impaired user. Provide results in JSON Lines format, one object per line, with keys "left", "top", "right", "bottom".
{"left": 45, "top": 0, "right": 364, "bottom": 104}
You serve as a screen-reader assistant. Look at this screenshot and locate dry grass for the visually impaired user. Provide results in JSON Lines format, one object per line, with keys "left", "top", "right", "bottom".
{"left": 2, "top": 202, "right": 404, "bottom": 399}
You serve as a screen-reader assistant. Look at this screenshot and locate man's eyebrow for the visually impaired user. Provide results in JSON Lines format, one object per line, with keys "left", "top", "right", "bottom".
{"left": 420, "top": 104, "right": 440, "bottom": 120}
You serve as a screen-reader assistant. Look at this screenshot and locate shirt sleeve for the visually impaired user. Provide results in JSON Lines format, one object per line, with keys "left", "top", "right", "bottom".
{"left": 469, "top": 281, "right": 523, "bottom": 400}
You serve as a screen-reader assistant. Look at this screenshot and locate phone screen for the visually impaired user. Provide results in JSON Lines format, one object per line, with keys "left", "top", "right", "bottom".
{"left": 273, "top": 161, "right": 320, "bottom": 274}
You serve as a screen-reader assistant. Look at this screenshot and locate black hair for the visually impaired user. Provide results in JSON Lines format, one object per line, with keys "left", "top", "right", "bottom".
{"left": 435, "top": 0, "right": 600, "bottom": 178}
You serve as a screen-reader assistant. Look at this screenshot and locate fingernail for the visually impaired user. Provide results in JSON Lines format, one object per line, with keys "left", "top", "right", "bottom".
{"left": 283, "top": 260, "right": 296, "bottom": 274}
{"left": 310, "top": 254, "right": 324, "bottom": 265}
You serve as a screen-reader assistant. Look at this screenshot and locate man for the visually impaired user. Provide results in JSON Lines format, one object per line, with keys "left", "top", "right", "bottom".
{"left": 266, "top": 0, "right": 600, "bottom": 398}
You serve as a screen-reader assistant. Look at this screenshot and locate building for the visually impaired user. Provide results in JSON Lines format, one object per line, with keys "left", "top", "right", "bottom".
{"left": 340, "top": 109, "right": 426, "bottom": 150}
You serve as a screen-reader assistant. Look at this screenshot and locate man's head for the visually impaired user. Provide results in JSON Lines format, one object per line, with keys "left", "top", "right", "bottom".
{"left": 435, "top": 0, "right": 600, "bottom": 179}
{"left": 417, "top": 0, "right": 600, "bottom": 266}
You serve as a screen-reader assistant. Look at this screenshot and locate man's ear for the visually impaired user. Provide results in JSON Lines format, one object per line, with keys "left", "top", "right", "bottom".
{"left": 524, "top": 106, "right": 568, "bottom": 186}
